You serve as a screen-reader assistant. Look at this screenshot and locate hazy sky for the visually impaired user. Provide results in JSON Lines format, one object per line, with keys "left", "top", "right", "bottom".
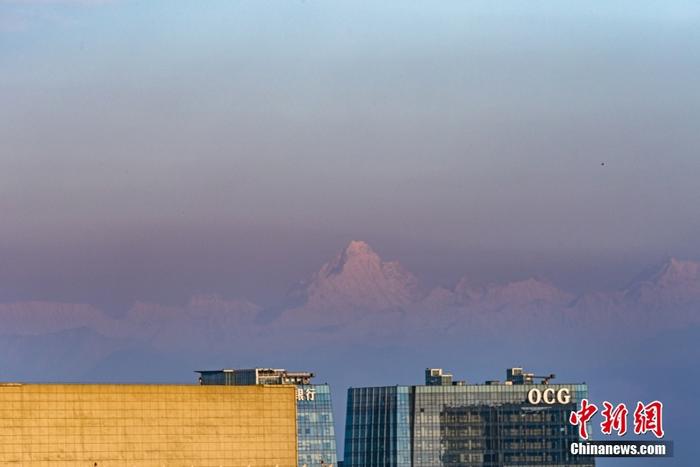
{"left": 2, "top": 1, "right": 699, "bottom": 309}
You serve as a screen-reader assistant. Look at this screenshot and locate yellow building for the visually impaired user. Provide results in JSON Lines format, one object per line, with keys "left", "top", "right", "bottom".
{"left": 0, "top": 383, "right": 297, "bottom": 467}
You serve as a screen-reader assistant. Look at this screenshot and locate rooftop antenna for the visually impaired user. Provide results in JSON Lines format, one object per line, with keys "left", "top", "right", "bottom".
{"left": 534, "top": 373, "right": 556, "bottom": 384}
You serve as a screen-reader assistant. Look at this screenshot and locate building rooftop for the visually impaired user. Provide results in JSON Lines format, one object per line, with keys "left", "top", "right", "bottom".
{"left": 424, "top": 367, "right": 559, "bottom": 386}
{"left": 196, "top": 368, "right": 315, "bottom": 385}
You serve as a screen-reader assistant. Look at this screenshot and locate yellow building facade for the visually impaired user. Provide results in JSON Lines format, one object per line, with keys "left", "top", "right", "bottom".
{"left": 0, "top": 383, "right": 297, "bottom": 467}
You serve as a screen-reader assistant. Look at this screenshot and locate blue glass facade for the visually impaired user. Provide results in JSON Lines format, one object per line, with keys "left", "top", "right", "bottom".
{"left": 344, "top": 370, "right": 594, "bottom": 467}
{"left": 344, "top": 386, "right": 411, "bottom": 467}
{"left": 297, "top": 384, "right": 338, "bottom": 467}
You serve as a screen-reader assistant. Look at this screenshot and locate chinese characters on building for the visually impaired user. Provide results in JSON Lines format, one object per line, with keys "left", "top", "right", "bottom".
{"left": 296, "top": 387, "right": 316, "bottom": 401}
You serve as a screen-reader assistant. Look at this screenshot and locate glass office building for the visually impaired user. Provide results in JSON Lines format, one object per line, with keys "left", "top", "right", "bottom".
{"left": 344, "top": 368, "right": 594, "bottom": 467}
{"left": 198, "top": 368, "right": 339, "bottom": 467}
{"left": 296, "top": 383, "right": 338, "bottom": 467}
{"left": 344, "top": 386, "right": 412, "bottom": 467}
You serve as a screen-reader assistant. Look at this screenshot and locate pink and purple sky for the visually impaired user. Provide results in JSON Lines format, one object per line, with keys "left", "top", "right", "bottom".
{"left": 2, "top": 4, "right": 700, "bottom": 464}
{"left": 2, "top": 0, "right": 700, "bottom": 312}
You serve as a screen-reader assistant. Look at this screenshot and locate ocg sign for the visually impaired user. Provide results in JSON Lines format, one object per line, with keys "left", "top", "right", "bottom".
{"left": 527, "top": 387, "right": 571, "bottom": 405}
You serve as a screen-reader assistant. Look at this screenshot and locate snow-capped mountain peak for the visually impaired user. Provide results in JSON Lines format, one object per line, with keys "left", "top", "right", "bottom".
{"left": 625, "top": 257, "right": 700, "bottom": 304}
{"left": 650, "top": 257, "right": 700, "bottom": 287}
{"left": 322, "top": 240, "right": 383, "bottom": 277}
{"left": 302, "top": 241, "right": 422, "bottom": 311}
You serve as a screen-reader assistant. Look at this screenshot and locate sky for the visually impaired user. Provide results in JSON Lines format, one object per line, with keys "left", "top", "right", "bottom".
{"left": 2, "top": 3, "right": 700, "bottom": 465}
{"left": 2, "top": 0, "right": 700, "bottom": 310}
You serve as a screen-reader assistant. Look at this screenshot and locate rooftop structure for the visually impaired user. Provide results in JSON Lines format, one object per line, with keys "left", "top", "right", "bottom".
{"left": 196, "top": 367, "right": 315, "bottom": 385}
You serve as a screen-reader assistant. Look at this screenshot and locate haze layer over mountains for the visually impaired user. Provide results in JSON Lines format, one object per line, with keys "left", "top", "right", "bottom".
{"left": 1, "top": 240, "right": 698, "bottom": 378}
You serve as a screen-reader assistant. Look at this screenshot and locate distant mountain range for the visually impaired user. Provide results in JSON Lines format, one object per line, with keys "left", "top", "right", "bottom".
{"left": 1, "top": 241, "right": 698, "bottom": 376}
